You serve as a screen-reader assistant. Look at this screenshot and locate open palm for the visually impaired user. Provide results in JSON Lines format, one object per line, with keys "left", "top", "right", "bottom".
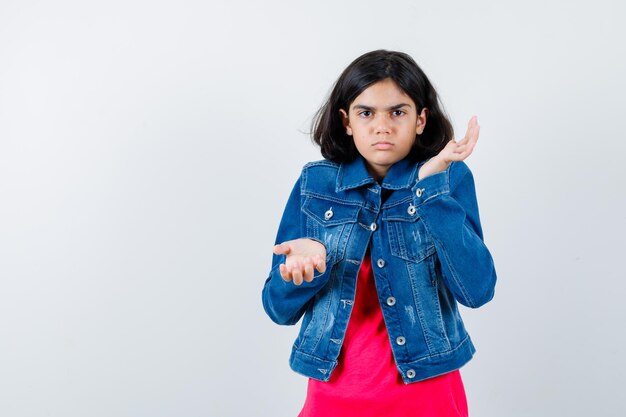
{"left": 418, "top": 116, "right": 480, "bottom": 180}
{"left": 273, "top": 238, "right": 327, "bottom": 286}
{"left": 440, "top": 116, "right": 479, "bottom": 163}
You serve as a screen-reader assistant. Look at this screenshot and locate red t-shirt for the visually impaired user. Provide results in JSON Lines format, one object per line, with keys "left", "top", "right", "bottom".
{"left": 298, "top": 249, "right": 469, "bottom": 417}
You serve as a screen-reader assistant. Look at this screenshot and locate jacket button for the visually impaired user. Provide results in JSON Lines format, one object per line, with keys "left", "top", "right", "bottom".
{"left": 396, "top": 336, "right": 406, "bottom": 345}
{"left": 370, "top": 222, "right": 377, "bottom": 232}
{"left": 407, "top": 204, "right": 416, "bottom": 215}
{"left": 386, "top": 296, "right": 396, "bottom": 306}
{"left": 406, "top": 369, "right": 416, "bottom": 378}
{"left": 376, "top": 259, "right": 385, "bottom": 268}
{"left": 324, "top": 208, "right": 333, "bottom": 220}
{"left": 416, "top": 188, "right": 425, "bottom": 197}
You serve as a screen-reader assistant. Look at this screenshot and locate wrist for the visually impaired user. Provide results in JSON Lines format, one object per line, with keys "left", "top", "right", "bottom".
{"left": 419, "top": 156, "right": 450, "bottom": 180}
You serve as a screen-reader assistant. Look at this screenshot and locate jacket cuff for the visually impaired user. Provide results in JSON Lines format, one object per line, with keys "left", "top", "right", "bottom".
{"left": 305, "top": 237, "right": 327, "bottom": 250}
{"left": 411, "top": 168, "right": 450, "bottom": 207}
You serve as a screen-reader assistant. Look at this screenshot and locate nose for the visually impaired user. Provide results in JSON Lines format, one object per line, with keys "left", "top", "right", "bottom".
{"left": 374, "top": 114, "right": 391, "bottom": 134}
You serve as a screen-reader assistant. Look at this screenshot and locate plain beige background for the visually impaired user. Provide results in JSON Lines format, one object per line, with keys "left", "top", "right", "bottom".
{"left": 1, "top": 0, "right": 624, "bottom": 416}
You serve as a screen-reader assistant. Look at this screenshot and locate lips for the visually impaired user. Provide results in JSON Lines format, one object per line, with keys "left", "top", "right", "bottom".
{"left": 373, "top": 141, "right": 393, "bottom": 150}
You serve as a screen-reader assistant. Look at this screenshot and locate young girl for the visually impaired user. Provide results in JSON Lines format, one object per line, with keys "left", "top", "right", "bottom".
{"left": 262, "top": 49, "right": 497, "bottom": 417}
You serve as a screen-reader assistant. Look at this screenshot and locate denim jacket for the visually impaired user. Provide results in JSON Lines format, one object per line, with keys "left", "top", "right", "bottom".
{"left": 261, "top": 154, "right": 497, "bottom": 384}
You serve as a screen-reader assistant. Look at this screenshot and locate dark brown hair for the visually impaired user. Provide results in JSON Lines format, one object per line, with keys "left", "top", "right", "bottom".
{"left": 311, "top": 49, "right": 454, "bottom": 163}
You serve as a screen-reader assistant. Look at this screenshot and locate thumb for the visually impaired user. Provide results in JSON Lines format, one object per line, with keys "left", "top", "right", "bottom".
{"left": 273, "top": 242, "right": 291, "bottom": 256}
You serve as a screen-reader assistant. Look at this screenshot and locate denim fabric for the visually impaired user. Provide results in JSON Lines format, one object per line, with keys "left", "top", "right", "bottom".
{"left": 261, "top": 154, "right": 497, "bottom": 384}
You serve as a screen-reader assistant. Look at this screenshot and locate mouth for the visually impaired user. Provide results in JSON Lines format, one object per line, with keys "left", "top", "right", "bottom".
{"left": 373, "top": 141, "right": 394, "bottom": 150}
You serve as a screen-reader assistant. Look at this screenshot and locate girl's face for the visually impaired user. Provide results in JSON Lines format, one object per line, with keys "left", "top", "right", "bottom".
{"left": 339, "top": 78, "right": 427, "bottom": 180}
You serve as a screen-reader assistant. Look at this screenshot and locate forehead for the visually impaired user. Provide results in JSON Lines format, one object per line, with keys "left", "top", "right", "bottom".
{"left": 350, "top": 78, "right": 414, "bottom": 109}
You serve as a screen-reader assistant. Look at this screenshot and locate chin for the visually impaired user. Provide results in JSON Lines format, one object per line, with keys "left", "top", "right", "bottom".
{"left": 373, "top": 157, "right": 400, "bottom": 166}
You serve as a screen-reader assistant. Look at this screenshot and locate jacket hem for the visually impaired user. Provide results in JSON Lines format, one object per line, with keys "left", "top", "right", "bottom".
{"left": 288, "top": 335, "right": 476, "bottom": 384}
{"left": 397, "top": 335, "right": 476, "bottom": 383}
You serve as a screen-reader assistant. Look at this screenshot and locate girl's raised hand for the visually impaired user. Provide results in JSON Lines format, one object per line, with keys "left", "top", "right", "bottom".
{"left": 441, "top": 115, "right": 479, "bottom": 163}
{"left": 418, "top": 116, "right": 480, "bottom": 180}
{"left": 273, "top": 238, "right": 327, "bottom": 286}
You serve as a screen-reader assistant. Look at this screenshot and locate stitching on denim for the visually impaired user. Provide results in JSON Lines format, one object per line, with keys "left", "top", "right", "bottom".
{"left": 337, "top": 179, "right": 377, "bottom": 191}
{"left": 302, "top": 191, "right": 365, "bottom": 207}
{"left": 335, "top": 161, "right": 377, "bottom": 192}
{"left": 381, "top": 163, "right": 418, "bottom": 190}
{"left": 300, "top": 167, "right": 308, "bottom": 194}
{"left": 293, "top": 348, "right": 335, "bottom": 364}
{"left": 404, "top": 334, "right": 472, "bottom": 362}
{"left": 304, "top": 160, "right": 339, "bottom": 169}
{"left": 422, "top": 191, "right": 447, "bottom": 204}
{"left": 336, "top": 164, "right": 344, "bottom": 191}
{"left": 380, "top": 183, "right": 410, "bottom": 191}
{"left": 357, "top": 222, "right": 371, "bottom": 231}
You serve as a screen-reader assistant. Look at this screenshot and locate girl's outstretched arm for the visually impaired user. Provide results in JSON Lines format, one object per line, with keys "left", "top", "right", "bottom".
{"left": 413, "top": 117, "right": 497, "bottom": 308}
{"left": 262, "top": 174, "right": 334, "bottom": 325}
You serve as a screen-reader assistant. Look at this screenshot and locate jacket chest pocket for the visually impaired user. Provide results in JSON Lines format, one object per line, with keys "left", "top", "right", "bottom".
{"left": 302, "top": 196, "right": 360, "bottom": 264}
{"left": 383, "top": 202, "right": 435, "bottom": 263}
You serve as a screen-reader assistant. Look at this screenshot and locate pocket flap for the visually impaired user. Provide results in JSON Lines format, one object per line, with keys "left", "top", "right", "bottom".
{"left": 382, "top": 201, "right": 420, "bottom": 222}
{"left": 302, "top": 196, "right": 360, "bottom": 226}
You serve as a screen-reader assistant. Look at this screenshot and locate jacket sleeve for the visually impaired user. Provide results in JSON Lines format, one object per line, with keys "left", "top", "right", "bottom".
{"left": 413, "top": 160, "right": 497, "bottom": 308}
{"left": 261, "top": 171, "right": 334, "bottom": 325}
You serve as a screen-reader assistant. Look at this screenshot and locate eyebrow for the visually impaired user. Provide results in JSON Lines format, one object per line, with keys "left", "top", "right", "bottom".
{"left": 352, "top": 103, "right": 412, "bottom": 111}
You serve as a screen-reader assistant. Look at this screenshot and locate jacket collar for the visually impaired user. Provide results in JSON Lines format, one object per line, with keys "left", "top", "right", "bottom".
{"left": 336, "top": 154, "right": 421, "bottom": 191}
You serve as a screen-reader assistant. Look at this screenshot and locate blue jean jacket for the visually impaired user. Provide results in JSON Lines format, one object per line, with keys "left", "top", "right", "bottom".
{"left": 261, "top": 154, "right": 497, "bottom": 384}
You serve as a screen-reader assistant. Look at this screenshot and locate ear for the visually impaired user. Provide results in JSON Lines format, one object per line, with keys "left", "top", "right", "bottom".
{"left": 415, "top": 107, "right": 429, "bottom": 135}
{"left": 339, "top": 109, "right": 352, "bottom": 136}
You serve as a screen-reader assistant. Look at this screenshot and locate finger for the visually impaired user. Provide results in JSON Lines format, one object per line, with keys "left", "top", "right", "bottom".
{"left": 468, "top": 119, "right": 479, "bottom": 140}
{"left": 471, "top": 124, "right": 480, "bottom": 145}
{"left": 273, "top": 242, "right": 291, "bottom": 255}
{"left": 292, "top": 269, "right": 303, "bottom": 286}
{"left": 459, "top": 117, "right": 477, "bottom": 145}
{"left": 314, "top": 255, "right": 327, "bottom": 273}
{"left": 290, "top": 258, "right": 303, "bottom": 273}
{"left": 279, "top": 264, "right": 292, "bottom": 282}
{"left": 304, "top": 261, "right": 314, "bottom": 282}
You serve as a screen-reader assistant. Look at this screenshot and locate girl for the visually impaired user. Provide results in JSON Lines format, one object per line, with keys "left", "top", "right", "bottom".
{"left": 262, "top": 49, "right": 497, "bottom": 417}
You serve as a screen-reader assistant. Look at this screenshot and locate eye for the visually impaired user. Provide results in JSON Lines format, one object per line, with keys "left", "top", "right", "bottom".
{"left": 358, "top": 110, "right": 372, "bottom": 118}
{"left": 392, "top": 110, "right": 406, "bottom": 116}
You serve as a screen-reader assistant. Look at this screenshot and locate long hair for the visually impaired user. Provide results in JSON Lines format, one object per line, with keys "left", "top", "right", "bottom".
{"left": 311, "top": 49, "right": 454, "bottom": 163}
